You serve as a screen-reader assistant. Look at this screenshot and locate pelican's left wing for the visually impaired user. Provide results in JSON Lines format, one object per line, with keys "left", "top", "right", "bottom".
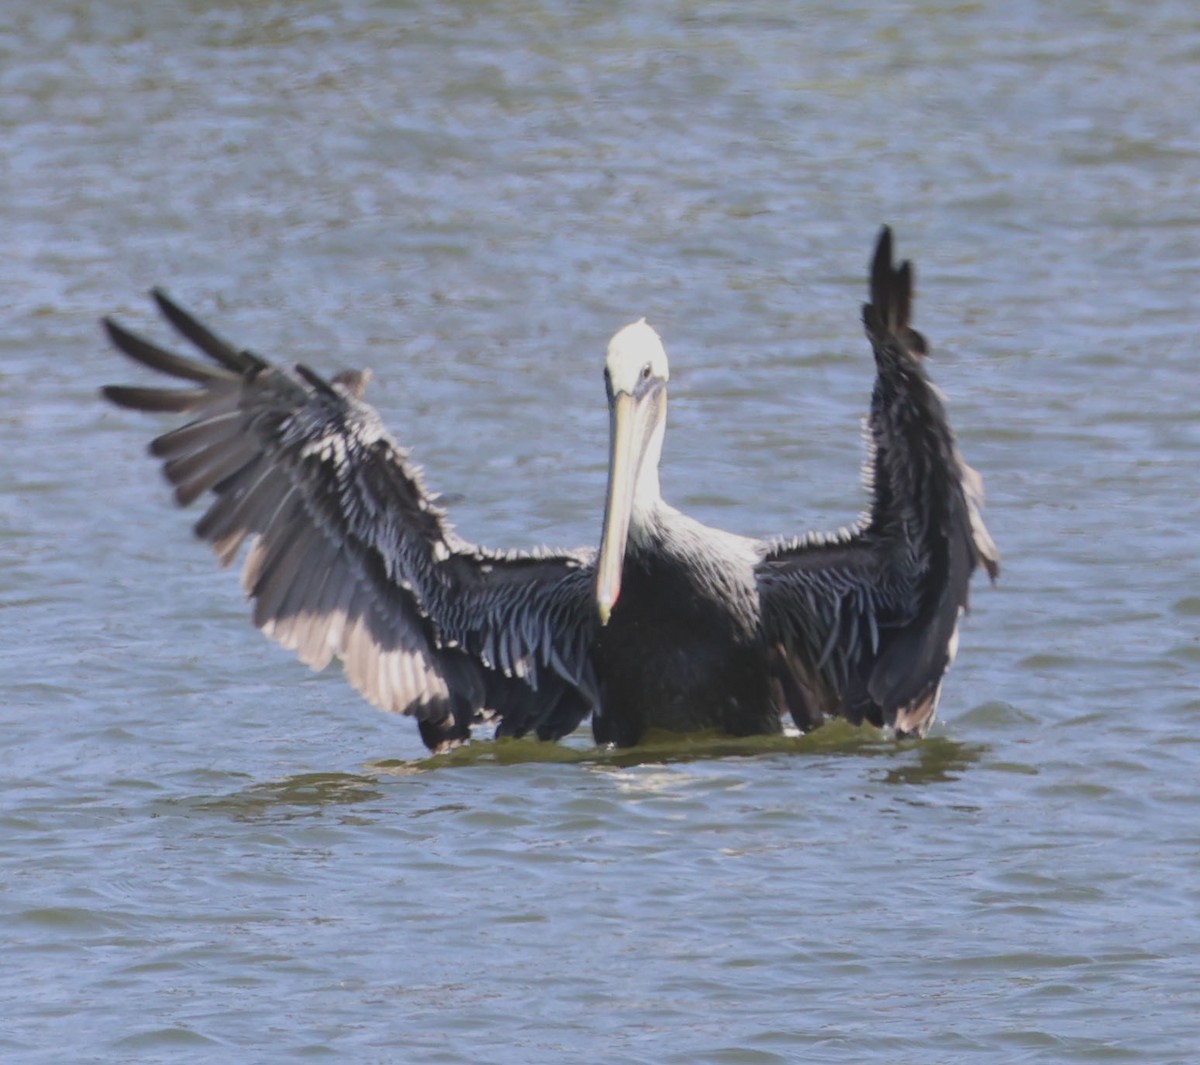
{"left": 756, "top": 530, "right": 921, "bottom": 733}
{"left": 101, "top": 292, "right": 599, "bottom": 751}
{"left": 757, "top": 226, "right": 998, "bottom": 739}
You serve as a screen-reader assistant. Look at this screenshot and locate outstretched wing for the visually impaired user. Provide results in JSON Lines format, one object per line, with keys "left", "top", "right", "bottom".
{"left": 758, "top": 226, "right": 998, "bottom": 737}
{"left": 757, "top": 528, "right": 921, "bottom": 734}
{"left": 101, "top": 292, "right": 598, "bottom": 751}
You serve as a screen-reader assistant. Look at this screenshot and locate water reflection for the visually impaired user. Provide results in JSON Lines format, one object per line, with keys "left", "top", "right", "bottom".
{"left": 872, "top": 736, "right": 991, "bottom": 787}
{"left": 161, "top": 726, "right": 990, "bottom": 827}
{"left": 372, "top": 720, "right": 989, "bottom": 781}
{"left": 169, "top": 772, "right": 386, "bottom": 823}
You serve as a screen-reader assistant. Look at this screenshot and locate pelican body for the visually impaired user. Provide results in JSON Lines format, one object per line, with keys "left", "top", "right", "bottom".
{"left": 594, "top": 507, "right": 775, "bottom": 746}
{"left": 102, "top": 228, "right": 997, "bottom": 752}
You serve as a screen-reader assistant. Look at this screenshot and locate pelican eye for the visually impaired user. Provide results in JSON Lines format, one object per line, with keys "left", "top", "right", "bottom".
{"left": 640, "top": 363, "right": 652, "bottom": 381}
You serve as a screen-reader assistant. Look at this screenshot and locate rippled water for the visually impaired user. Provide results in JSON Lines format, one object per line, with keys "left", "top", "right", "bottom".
{"left": 3, "top": 1, "right": 1199, "bottom": 1061}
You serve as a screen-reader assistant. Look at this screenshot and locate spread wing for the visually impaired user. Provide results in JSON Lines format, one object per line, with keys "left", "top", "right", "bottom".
{"left": 758, "top": 226, "right": 998, "bottom": 737}
{"left": 757, "top": 528, "right": 922, "bottom": 734}
{"left": 101, "top": 291, "right": 599, "bottom": 751}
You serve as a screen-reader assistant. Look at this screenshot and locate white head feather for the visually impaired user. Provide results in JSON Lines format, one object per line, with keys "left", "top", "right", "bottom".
{"left": 605, "top": 319, "right": 670, "bottom": 394}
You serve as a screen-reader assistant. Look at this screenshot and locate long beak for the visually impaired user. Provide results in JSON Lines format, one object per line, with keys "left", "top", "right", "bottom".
{"left": 596, "top": 388, "right": 657, "bottom": 625}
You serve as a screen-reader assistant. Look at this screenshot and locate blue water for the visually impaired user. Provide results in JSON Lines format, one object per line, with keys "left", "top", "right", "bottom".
{"left": 2, "top": 1, "right": 1198, "bottom": 1061}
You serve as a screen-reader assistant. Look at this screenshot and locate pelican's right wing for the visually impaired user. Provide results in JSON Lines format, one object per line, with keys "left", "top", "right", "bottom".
{"left": 102, "top": 292, "right": 599, "bottom": 750}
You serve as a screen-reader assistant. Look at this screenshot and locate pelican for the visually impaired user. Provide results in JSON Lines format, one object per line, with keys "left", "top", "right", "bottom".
{"left": 101, "top": 227, "right": 998, "bottom": 752}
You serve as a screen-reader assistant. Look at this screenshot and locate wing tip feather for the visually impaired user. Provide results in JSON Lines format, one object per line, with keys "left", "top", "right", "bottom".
{"left": 863, "top": 225, "right": 928, "bottom": 359}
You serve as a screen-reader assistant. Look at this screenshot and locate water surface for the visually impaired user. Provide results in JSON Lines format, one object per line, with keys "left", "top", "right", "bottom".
{"left": 2, "top": 1, "right": 1198, "bottom": 1061}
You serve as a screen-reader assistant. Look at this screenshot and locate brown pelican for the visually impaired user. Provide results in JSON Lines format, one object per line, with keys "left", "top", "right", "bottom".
{"left": 101, "top": 227, "right": 998, "bottom": 752}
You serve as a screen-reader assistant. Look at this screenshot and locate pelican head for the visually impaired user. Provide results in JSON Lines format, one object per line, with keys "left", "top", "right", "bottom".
{"left": 596, "top": 320, "right": 670, "bottom": 625}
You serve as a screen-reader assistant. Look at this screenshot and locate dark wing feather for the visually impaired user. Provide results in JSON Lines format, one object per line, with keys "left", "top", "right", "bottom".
{"left": 759, "top": 226, "right": 997, "bottom": 737}
{"left": 102, "top": 294, "right": 598, "bottom": 750}
{"left": 758, "top": 530, "right": 920, "bottom": 732}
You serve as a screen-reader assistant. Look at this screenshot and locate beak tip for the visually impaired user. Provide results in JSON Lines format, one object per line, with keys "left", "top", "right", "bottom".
{"left": 597, "top": 599, "right": 613, "bottom": 627}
